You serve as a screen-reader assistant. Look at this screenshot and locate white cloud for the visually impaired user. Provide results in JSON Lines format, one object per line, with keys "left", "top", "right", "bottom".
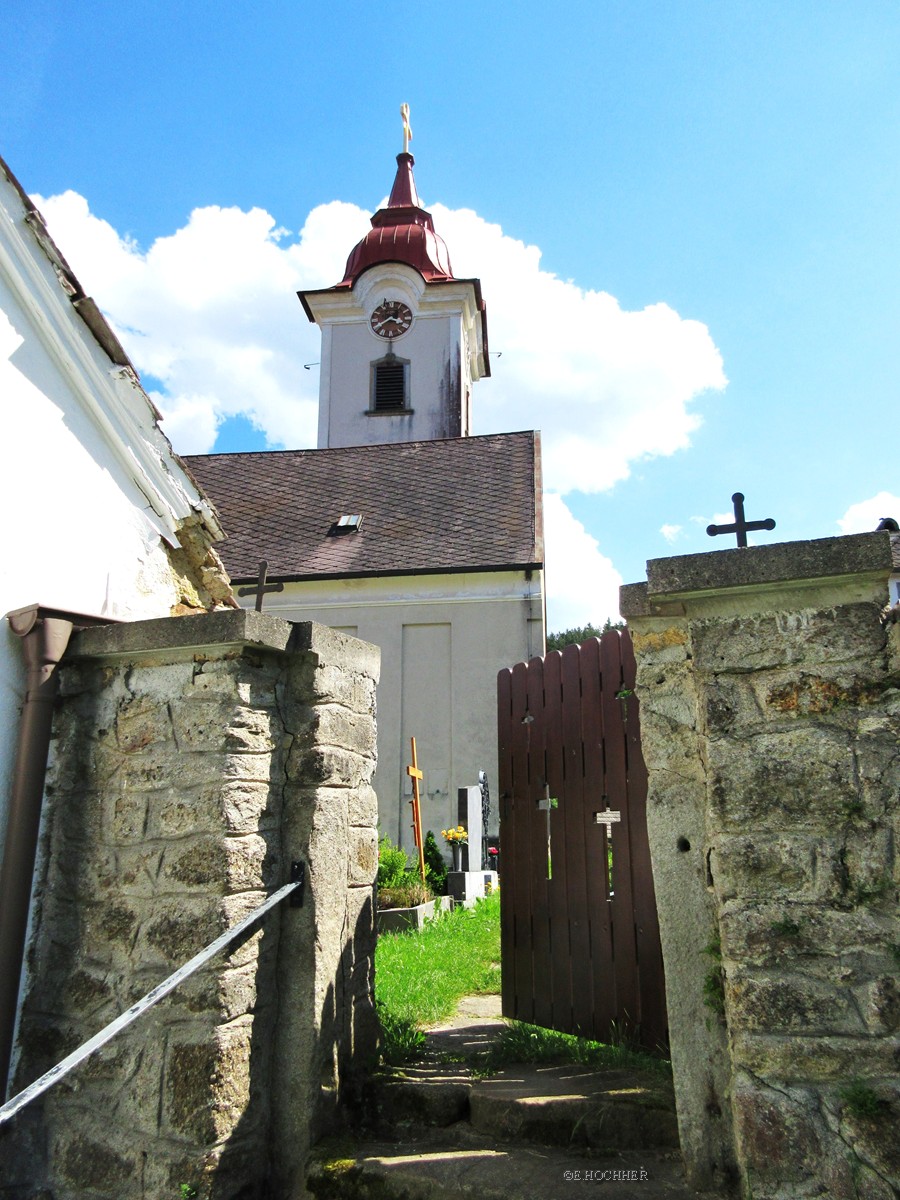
{"left": 543, "top": 494, "right": 622, "bottom": 631}
{"left": 837, "top": 492, "right": 900, "bottom": 535}
{"left": 430, "top": 205, "right": 726, "bottom": 494}
{"left": 32, "top": 187, "right": 726, "bottom": 626}
{"left": 36, "top": 189, "right": 725, "bottom": 478}
{"left": 660, "top": 523, "right": 682, "bottom": 544}
{"left": 33, "top": 191, "right": 371, "bottom": 453}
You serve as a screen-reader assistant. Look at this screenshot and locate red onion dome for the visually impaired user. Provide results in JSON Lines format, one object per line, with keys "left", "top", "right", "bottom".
{"left": 338, "top": 153, "right": 455, "bottom": 287}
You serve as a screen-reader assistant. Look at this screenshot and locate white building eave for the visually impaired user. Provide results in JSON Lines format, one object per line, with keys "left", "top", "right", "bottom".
{"left": 0, "top": 168, "right": 224, "bottom": 547}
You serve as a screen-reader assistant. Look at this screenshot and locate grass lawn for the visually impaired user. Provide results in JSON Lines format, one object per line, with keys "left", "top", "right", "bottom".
{"left": 376, "top": 893, "right": 500, "bottom": 1017}
{"left": 374, "top": 891, "right": 670, "bottom": 1076}
{"left": 375, "top": 892, "right": 500, "bottom": 1062}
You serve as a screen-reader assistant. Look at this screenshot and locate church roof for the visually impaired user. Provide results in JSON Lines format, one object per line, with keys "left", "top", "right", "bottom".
{"left": 185, "top": 431, "right": 543, "bottom": 583}
{"left": 337, "top": 153, "right": 454, "bottom": 287}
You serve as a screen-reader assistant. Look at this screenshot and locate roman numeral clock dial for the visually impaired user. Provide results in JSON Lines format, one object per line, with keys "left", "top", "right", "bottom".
{"left": 370, "top": 299, "right": 412, "bottom": 339}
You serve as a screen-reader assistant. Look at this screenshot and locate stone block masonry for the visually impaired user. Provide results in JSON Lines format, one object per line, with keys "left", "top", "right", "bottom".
{"left": 0, "top": 611, "right": 380, "bottom": 1200}
{"left": 621, "top": 532, "right": 900, "bottom": 1200}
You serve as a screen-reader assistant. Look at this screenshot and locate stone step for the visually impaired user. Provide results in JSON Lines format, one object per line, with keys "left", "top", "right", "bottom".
{"left": 373, "top": 1061, "right": 678, "bottom": 1153}
{"left": 307, "top": 1129, "right": 695, "bottom": 1200}
{"left": 469, "top": 1063, "right": 679, "bottom": 1152}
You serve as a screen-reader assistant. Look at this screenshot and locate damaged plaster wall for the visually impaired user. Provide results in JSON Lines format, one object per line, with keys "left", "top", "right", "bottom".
{"left": 1, "top": 152, "right": 233, "bottom": 844}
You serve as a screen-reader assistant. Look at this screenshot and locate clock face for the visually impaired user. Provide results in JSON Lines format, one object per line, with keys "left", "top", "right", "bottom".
{"left": 370, "top": 299, "right": 413, "bottom": 339}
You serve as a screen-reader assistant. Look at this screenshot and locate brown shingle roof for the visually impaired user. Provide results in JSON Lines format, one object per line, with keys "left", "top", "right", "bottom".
{"left": 185, "top": 431, "right": 543, "bottom": 583}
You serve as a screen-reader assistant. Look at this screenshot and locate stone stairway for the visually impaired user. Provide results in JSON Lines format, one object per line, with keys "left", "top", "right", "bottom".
{"left": 306, "top": 997, "right": 701, "bottom": 1200}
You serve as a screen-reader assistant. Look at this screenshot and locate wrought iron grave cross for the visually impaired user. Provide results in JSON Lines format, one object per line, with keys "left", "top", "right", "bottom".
{"left": 706, "top": 493, "right": 776, "bottom": 549}
{"left": 237, "top": 560, "right": 285, "bottom": 613}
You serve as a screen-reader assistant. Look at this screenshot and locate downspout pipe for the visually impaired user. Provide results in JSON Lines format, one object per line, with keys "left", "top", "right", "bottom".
{"left": 0, "top": 605, "right": 113, "bottom": 1097}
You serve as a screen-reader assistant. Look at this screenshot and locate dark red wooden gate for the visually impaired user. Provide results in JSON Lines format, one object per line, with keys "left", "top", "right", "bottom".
{"left": 497, "top": 630, "right": 667, "bottom": 1050}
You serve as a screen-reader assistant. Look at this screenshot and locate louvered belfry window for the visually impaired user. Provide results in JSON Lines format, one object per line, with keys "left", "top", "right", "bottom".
{"left": 372, "top": 356, "right": 408, "bottom": 412}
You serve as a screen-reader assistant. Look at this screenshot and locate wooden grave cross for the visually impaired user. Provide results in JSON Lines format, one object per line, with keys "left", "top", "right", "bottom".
{"left": 405, "top": 737, "right": 427, "bottom": 884}
{"left": 237, "top": 560, "right": 285, "bottom": 613}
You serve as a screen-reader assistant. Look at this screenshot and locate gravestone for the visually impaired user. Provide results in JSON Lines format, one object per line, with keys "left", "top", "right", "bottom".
{"left": 447, "top": 784, "right": 498, "bottom": 903}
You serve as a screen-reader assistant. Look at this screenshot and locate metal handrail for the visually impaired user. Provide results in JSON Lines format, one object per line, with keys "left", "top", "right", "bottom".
{"left": 0, "top": 868, "right": 304, "bottom": 1125}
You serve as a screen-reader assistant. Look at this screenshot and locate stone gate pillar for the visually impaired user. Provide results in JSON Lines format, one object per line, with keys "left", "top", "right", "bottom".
{"left": 622, "top": 532, "right": 900, "bottom": 1200}
{"left": 0, "top": 611, "right": 379, "bottom": 1200}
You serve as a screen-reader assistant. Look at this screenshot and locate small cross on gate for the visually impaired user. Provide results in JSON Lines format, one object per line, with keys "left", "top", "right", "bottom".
{"left": 594, "top": 800, "right": 621, "bottom": 895}
{"left": 593, "top": 807, "right": 622, "bottom": 834}
{"left": 237, "top": 560, "right": 285, "bottom": 613}
{"left": 706, "top": 493, "right": 776, "bottom": 549}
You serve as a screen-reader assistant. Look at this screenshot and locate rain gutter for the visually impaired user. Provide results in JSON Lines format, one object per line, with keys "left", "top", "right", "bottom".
{"left": 0, "top": 604, "right": 117, "bottom": 1096}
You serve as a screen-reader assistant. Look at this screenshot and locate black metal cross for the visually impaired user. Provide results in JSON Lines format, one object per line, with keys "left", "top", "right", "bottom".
{"left": 236, "top": 560, "right": 285, "bottom": 613}
{"left": 706, "top": 493, "right": 776, "bottom": 549}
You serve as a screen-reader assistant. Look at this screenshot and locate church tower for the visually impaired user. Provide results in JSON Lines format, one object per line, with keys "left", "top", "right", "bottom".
{"left": 188, "top": 111, "right": 544, "bottom": 860}
{"left": 299, "top": 115, "right": 490, "bottom": 449}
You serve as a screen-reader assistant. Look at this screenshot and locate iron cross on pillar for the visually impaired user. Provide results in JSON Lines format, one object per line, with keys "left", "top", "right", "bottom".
{"left": 237, "top": 560, "right": 285, "bottom": 613}
{"left": 706, "top": 493, "right": 776, "bottom": 549}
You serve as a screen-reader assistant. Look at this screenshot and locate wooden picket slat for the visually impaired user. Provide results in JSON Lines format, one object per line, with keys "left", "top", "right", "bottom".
{"left": 576, "top": 637, "right": 615, "bottom": 1039}
{"left": 508, "top": 659, "right": 534, "bottom": 1024}
{"left": 543, "top": 650, "right": 573, "bottom": 1031}
{"left": 558, "top": 645, "right": 593, "bottom": 1035}
{"left": 498, "top": 630, "right": 667, "bottom": 1051}
{"left": 526, "top": 655, "right": 554, "bottom": 1031}
{"left": 599, "top": 632, "right": 640, "bottom": 1034}
{"left": 497, "top": 667, "right": 516, "bottom": 1023}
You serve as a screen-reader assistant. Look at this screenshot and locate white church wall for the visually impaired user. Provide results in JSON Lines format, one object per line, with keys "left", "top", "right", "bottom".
{"left": 247, "top": 569, "right": 545, "bottom": 852}
{"left": 401, "top": 622, "right": 452, "bottom": 846}
{"left": 322, "top": 312, "right": 464, "bottom": 447}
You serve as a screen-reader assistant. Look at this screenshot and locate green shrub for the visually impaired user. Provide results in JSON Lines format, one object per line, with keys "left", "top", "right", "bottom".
{"left": 423, "top": 830, "right": 448, "bottom": 895}
{"left": 376, "top": 834, "right": 433, "bottom": 908}
{"left": 377, "top": 835, "right": 410, "bottom": 888}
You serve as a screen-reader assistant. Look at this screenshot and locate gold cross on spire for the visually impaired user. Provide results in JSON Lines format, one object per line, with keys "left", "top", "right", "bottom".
{"left": 401, "top": 103, "right": 412, "bottom": 154}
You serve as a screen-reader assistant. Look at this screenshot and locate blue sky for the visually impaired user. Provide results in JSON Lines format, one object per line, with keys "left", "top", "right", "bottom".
{"left": 4, "top": 1, "right": 900, "bottom": 627}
